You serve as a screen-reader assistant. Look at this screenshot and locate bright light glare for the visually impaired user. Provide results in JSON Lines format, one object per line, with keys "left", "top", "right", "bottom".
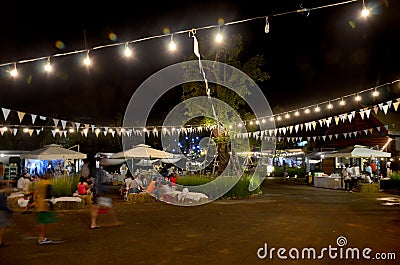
{"left": 44, "top": 63, "right": 52, "bottom": 72}
{"left": 10, "top": 68, "right": 18, "bottom": 77}
{"left": 124, "top": 47, "right": 132, "bottom": 57}
{"left": 361, "top": 7, "right": 370, "bottom": 17}
{"left": 215, "top": 32, "right": 223, "bottom": 43}
{"left": 169, "top": 40, "right": 177, "bottom": 51}
{"left": 83, "top": 56, "right": 91, "bottom": 66}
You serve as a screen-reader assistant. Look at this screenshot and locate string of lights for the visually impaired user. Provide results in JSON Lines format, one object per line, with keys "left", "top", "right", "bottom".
{"left": 0, "top": 0, "right": 360, "bottom": 74}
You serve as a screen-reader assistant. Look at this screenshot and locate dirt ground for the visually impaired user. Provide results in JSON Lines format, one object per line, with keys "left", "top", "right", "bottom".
{"left": 1, "top": 179, "right": 399, "bottom": 265}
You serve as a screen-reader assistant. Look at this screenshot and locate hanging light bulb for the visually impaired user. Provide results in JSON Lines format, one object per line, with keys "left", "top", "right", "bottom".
{"left": 44, "top": 57, "right": 52, "bottom": 72}
{"left": 294, "top": 111, "right": 300, "bottom": 116}
{"left": 372, "top": 89, "right": 379, "bottom": 97}
{"left": 361, "top": 0, "right": 370, "bottom": 17}
{"left": 314, "top": 105, "right": 321, "bottom": 112}
{"left": 10, "top": 63, "right": 18, "bottom": 77}
{"left": 285, "top": 113, "right": 290, "bottom": 119}
{"left": 339, "top": 98, "right": 346, "bottom": 106}
{"left": 355, "top": 93, "right": 362, "bottom": 101}
{"left": 83, "top": 51, "right": 91, "bottom": 66}
{"left": 265, "top": 16, "right": 270, "bottom": 33}
{"left": 327, "top": 102, "right": 333, "bottom": 109}
{"left": 304, "top": 108, "right": 310, "bottom": 114}
{"left": 215, "top": 26, "right": 223, "bottom": 43}
{"left": 169, "top": 34, "right": 177, "bottom": 51}
{"left": 124, "top": 42, "right": 132, "bottom": 57}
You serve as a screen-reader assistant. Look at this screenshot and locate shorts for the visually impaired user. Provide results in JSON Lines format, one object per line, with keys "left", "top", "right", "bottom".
{"left": 38, "top": 211, "right": 58, "bottom": 224}
{"left": 97, "top": 196, "right": 113, "bottom": 208}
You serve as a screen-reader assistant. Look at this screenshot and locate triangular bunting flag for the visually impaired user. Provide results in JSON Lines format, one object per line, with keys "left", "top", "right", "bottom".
{"left": 31, "top": 114, "right": 37, "bottom": 124}
{"left": 61, "top": 120, "right": 67, "bottom": 130}
{"left": 28, "top": 129, "right": 34, "bottom": 136}
{"left": 365, "top": 109, "right": 371, "bottom": 118}
{"left": 311, "top": 121, "right": 317, "bottom": 130}
{"left": 353, "top": 131, "right": 357, "bottom": 137}
{"left": 386, "top": 100, "right": 392, "bottom": 109}
{"left": 326, "top": 117, "right": 332, "bottom": 127}
{"left": 13, "top": 128, "right": 18, "bottom": 136}
{"left": 17, "top": 111, "right": 25, "bottom": 123}
{"left": 382, "top": 105, "right": 389, "bottom": 115}
{"left": 359, "top": 109, "right": 365, "bottom": 119}
{"left": 376, "top": 127, "right": 381, "bottom": 132}
{"left": 378, "top": 103, "right": 384, "bottom": 111}
{"left": 53, "top": 118, "right": 59, "bottom": 127}
{"left": 322, "top": 136, "right": 326, "bottom": 141}
{"left": 328, "top": 135, "right": 333, "bottom": 140}
{"left": 393, "top": 102, "right": 399, "bottom": 111}
{"left": 2, "top": 108, "right": 11, "bottom": 121}
{"left": 51, "top": 130, "right": 56, "bottom": 137}
{"left": 334, "top": 116, "right": 340, "bottom": 125}
{"left": 36, "top": 129, "right": 41, "bottom": 135}
{"left": 364, "top": 129, "right": 368, "bottom": 135}
{"left": 348, "top": 113, "right": 353, "bottom": 123}
{"left": 39, "top": 116, "right": 46, "bottom": 120}
{"left": 335, "top": 134, "right": 338, "bottom": 139}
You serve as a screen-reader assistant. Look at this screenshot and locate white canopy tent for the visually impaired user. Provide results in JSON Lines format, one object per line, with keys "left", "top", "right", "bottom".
{"left": 110, "top": 144, "right": 174, "bottom": 159}
{"left": 324, "top": 145, "right": 391, "bottom": 159}
{"left": 20, "top": 144, "right": 87, "bottom": 160}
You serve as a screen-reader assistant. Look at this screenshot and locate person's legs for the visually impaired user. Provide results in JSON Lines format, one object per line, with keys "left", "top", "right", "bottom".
{"left": 90, "top": 205, "right": 100, "bottom": 228}
{"left": 0, "top": 227, "right": 5, "bottom": 245}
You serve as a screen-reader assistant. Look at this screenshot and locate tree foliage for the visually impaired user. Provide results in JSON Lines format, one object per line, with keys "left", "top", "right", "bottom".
{"left": 181, "top": 34, "right": 270, "bottom": 174}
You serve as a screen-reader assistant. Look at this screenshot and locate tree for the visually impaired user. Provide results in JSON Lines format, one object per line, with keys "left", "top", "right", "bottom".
{"left": 181, "top": 34, "right": 270, "bottom": 175}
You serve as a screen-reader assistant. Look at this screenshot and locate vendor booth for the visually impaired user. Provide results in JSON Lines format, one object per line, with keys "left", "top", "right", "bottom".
{"left": 20, "top": 144, "right": 87, "bottom": 177}
{"left": 313, "top": 145, "right": 391, "bottom": 189}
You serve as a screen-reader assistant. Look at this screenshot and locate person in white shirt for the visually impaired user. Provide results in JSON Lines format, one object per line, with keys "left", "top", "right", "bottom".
{"left": 22, "top": 173, "right": 32, "bottom": 193}
{"left": 17, "top": 176, "right": 25, "bottom": 190}
{"left": 343, "top": 164, "right": 352, "bottom": 192}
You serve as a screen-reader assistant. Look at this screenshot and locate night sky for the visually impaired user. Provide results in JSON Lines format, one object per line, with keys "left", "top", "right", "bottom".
{"left": 0, "top": 0, "right": 399, "bottom": 127}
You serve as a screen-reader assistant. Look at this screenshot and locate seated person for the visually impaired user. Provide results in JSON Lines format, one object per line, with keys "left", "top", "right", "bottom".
{"left": 77, "top": 177, "right": 91, "bottom": 196}
{"left": 129, "top": 175, "right": 144, "bottom": 194}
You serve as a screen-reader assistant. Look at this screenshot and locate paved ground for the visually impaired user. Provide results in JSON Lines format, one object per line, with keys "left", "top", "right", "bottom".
{"left": 1, "top": 179, "right": 400, "bottom": 265}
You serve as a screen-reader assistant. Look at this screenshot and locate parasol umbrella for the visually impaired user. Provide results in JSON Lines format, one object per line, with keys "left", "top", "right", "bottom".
{"left": 110, "top": 144, "right": 174, "bottom": 160}
{"left": 20, "top": 144, "right": 87, "bottom": 160}
{"left": 324, "top": 145, "right": 391, "bottom": 158}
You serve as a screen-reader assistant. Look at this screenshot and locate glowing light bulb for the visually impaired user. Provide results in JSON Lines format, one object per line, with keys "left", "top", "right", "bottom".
{"left": 294, "top": 111, "right": 300, "bottom": 116}
{"left": 361, "top": 7, "right": 370, "bottom": 17}
{"left": 169, "top": 35, "right": 177, "bottom": 51}
{"left": 327, "top": 102, "right": 333, "bottom": 109}
{"left": 314, "top": 106, "right": 321, "bottom": 112}
{"left": 83, "top": 54, "right": 91, "bottom": 66}
{"left": 215, "top": 32, "right": 223, "bottom": 43}
{"left": 10, "top": 68, "right": 18, "bottom": 77}
{"left": 355, "top": 94, "right": 362, "bottom": 101}
{"left": 124, "top": 45, "right": 132, "bottom": 57}
{"left": 339, "top": 99, "right": 346, "bottom": 106}
{"left": 372, "top": 90, "right": 379, "bottom": 97}
{"left": 304, "top": 109, "right": 310, "bottom": 114}
{"left": 10, "top": 64, "right": 18, "bottom": 77}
